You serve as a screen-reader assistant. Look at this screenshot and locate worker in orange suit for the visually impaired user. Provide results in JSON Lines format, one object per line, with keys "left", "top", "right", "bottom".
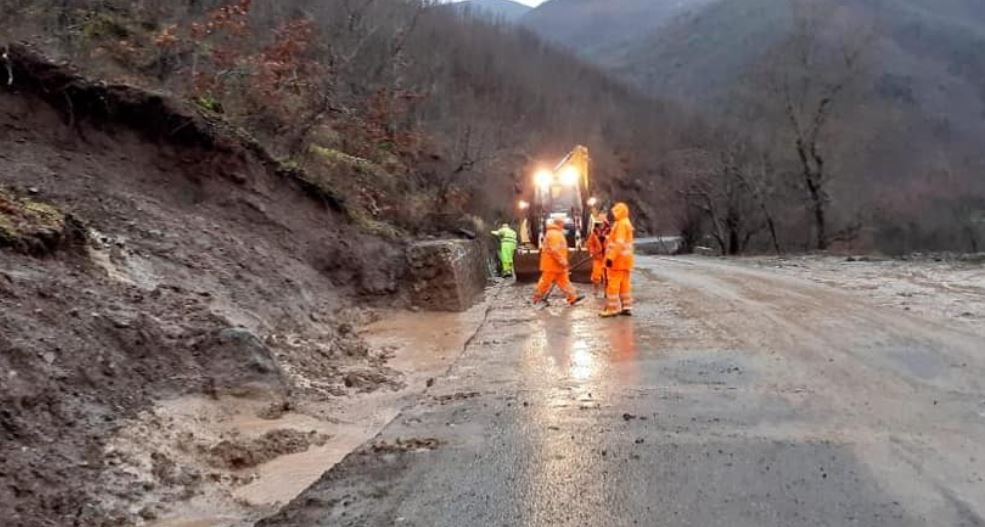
{"left": 600, "top": 202, "right": 634, "bottom": 317}
{"left": 587, "top": 212, "right": 610, "bottom": 297}
{"left": 532, "top": 217, "right": 585, "bottom": 306}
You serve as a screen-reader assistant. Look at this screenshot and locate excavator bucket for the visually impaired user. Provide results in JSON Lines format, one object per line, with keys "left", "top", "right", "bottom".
{"left": 514, "top": 249, "right": 540, "bottom": 283}
{"left": 568, "top": 249, "right": 594, "bottom": 283}
{"left": 514, "top": 248, "right": 593, "bottom": 284}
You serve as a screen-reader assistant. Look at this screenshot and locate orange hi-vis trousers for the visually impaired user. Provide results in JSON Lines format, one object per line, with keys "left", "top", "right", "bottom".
{"left": 604, "top": 270, "right": 632, "bottom": 312}
{"left": 533, "top": 271, "right": 578, "bottom": 304}
{"left": 591, "top": 259, "right": 606, "bottom": 285}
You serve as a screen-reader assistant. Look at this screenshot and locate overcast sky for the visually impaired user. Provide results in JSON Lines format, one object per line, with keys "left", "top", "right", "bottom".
{"left": 448, "top": 0, "right": 549, "bottom": 7}
{"left": 454, "top": 0, "right": 548, "bottom": 5}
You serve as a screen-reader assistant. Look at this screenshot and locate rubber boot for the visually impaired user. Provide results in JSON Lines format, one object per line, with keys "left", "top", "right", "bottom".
{"left": 569, "top": 294, "right": 586, "bottom": 306}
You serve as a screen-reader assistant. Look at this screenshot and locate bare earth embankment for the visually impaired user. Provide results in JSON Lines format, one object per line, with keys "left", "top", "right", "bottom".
{"left": 0, "top": 46, "right": 445, "bottom": 527}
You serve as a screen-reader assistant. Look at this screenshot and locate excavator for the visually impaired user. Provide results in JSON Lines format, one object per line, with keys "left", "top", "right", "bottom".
{"left": 513, "top": 145, "right": 600, "bottom": 283}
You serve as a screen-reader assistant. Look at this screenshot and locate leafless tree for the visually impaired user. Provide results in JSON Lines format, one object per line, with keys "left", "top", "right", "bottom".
{"left": 764, "top": 0, "right": 869, "bottom": 251}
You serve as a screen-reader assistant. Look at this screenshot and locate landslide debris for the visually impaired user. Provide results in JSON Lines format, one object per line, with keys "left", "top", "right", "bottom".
{"left": 0, "top": 45, "right": 406, "bottom": 526}
{"left": 207, "top": 429, "right": 331, "bottom": 470}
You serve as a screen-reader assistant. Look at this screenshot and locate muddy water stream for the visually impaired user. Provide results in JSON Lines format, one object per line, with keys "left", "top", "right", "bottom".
{"left": 137, "top": 302, "right": 491, "bottom": 527}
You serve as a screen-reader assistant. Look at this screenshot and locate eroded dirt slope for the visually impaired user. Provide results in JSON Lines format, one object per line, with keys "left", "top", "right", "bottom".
{"left": 0, "top": 47, "right": 404, "bottom": 526}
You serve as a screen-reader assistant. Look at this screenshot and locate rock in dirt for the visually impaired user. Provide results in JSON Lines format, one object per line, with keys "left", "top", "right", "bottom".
{"left": 0, "top": 188, "right": 84, "bottom": 255}
{"left": 257, "top": 400, "right": 293, "bottom": 420}
{"left": 343, "top": 369, "right": 397, "bottom": 392}
{"left": 206, "top": 328, "right": 288, "bottom": 396}
{"left": 151, "top": 451, "right": 202, "bottom": 488}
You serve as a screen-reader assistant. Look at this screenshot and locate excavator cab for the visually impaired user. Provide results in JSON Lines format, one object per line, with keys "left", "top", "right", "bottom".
{"left": 514, "top": 145, "right": 597, "bottom": 283}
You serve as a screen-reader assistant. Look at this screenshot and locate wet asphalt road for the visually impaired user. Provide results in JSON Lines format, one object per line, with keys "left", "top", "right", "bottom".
{"left": 259, "top": 257, "right": 985, "bottom": 527}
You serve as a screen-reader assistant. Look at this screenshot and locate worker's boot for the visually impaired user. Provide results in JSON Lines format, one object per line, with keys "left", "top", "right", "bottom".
{"left": 599, "top": 309, "right": 620, "bottom": 318}
{"left": 619, "top": 308, "right": 633, "bottom": 317}
{"left": 569, "top": 294, "right": 586, "bottom": 306}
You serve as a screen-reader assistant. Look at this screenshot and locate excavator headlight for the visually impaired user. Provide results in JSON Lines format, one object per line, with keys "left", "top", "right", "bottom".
{"left": 534, "top": 169, "right": 553, "bottom": 189}
{"left": 560, "top": 166, "right": 580, "bottom": 186}
{"left": 587, "top": 197, "right": 598, "bottom": 207}
{"left": 518, "top": 200, "right": 530, "bottom": 210}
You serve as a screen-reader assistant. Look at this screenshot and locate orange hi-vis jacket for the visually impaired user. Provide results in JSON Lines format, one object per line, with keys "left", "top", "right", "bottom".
{"left": 606, "top": 203, "right": 634, "bottom": 271}
{"left": 539, "top": 223, "right": 569, "bottom": 272}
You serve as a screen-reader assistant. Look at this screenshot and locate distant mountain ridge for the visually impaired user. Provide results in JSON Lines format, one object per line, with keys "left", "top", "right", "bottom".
{"left": 455, "top": 0, "right": 532, "bottom": 22}
{"left": 522, "top": 0, "right": 985, "bottom": 111}
{"left": 520, "top": 0, "right": 716, "bottom": 59}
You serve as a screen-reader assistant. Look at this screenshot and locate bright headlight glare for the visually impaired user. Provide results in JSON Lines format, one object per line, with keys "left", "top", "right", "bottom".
{"left": 518, "top": 200, "right": 530, "bottom": 210}
{"left": 560, "top": 166, "right": 579, "bottom": 186}
{"left": 534, "top": 169, "right": 553, "bottom": 188}
{"left": 587, "top": 197, "right": 598, "bottom": 207}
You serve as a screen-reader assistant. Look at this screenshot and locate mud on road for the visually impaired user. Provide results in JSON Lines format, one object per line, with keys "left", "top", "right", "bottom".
{"left": 261, "top": 256, "right": 985, "bottom": 527}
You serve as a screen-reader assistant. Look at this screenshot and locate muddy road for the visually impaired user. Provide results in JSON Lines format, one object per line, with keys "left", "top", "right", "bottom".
{"left": 260, "top": 256, "right": 985, "bottom": 527}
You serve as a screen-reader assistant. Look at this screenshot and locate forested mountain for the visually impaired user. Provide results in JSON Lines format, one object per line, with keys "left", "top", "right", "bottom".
{"left": 525, "top": 0, "right": 985, "bottom": 253}
{"left": 548, "top": 0, "right": 985, "bottom": 111}
{"left": 454, "top": 0, "right": 532, "bottom": 21}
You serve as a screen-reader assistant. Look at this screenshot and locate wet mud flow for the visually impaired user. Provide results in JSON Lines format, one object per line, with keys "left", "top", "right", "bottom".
{"left": 135, "top": 296, "right": 498, "bottom": 527}
{"left": 260, "top": 256, "right": 985, "bottom": 526}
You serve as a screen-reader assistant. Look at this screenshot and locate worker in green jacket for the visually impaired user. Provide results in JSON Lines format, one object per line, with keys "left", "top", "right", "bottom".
{"left": 491, "top": 223, "right": 518, "bottom": 277}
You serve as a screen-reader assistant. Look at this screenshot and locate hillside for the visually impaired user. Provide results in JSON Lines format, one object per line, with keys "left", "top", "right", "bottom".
{"left": 526, "top": 0, "right": 985, "bottom": 114}
{"left": 0, "top": 43, "right": 413, "bottom": 525}
{"left": 454, "top": 0, "right": 532, "bottom": 21}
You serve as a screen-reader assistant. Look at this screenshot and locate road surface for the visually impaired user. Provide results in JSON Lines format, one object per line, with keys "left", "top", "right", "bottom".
{"left": 259, "top": 256, "right": 985, "bottom": 527}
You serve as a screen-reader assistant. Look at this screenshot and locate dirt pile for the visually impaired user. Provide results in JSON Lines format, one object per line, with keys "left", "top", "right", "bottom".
{"left": 207, "top": 429, "right": 331, "bottom": 470}
{"left": 0, "top": 46, "right": 408, "bottom": 526}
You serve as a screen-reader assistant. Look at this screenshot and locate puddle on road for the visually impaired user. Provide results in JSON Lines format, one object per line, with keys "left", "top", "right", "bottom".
{"left": 365, "top": 308, "right": 486, "bottom": 381}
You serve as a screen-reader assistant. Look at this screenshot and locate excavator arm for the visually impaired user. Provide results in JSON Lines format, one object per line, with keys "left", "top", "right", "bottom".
{"left": 514, "top": 145, "right": 597, "bottom": 283}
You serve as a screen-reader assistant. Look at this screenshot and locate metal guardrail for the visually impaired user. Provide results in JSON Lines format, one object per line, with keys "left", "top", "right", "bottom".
{"left": 635, "top": 236, "right": 682, "bottom": 255}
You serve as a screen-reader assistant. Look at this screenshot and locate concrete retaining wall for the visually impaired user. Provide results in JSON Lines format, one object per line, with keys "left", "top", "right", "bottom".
{"left": 406, "top": 239, "right": 489, "bottom": 311}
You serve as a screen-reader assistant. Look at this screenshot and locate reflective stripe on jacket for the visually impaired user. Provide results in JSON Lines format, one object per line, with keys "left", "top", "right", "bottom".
{"left": 606, "top": 203, "right": 634, "bottom": 270}
{"left": 492, "top": 227, "right": 518, "bottom": 245}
